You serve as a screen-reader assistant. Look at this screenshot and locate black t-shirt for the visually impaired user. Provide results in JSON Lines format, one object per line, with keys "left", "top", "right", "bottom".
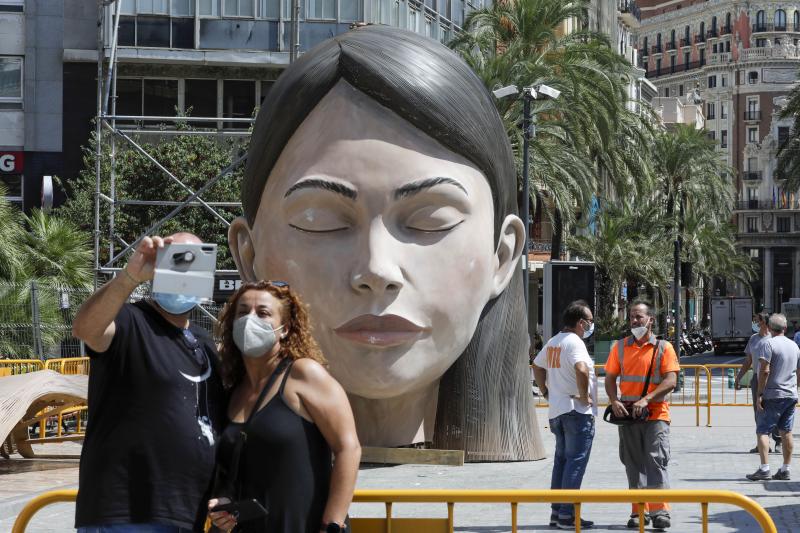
{"left": 75, "top": 301, "right": 226, "bottom": 531}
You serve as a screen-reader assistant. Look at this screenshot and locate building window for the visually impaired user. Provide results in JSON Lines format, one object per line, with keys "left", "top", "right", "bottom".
{"left": 699, "top": 48, "right": 705, "bottom": 66}
{"left": 670, "top": 54, "right": 676, "bottom": 73}
{"left": 756, "top": 38, "right": 767, "bottom": 48}
{"left": 721, "top": 74, "right": 726, "bottom": 87}
{"left": 747, "top": 216, "right": 759, "bottom": 233}
{"left": 307, "top": 0, "right": 334, "bottom": 19}
{"left": 726, "top": 40, "right": 731, "bottom": 52}
{"left": 795, "top": 10, "right": 800, "bottom": 31}
{"left": 721, "top": 102, "right": 728, "bottom": 119}
{"left": 748, "top": 71, "right": 758, "bottom": 84}
{"left": 707, "top": 102, "right": 715, "bottom": 119}
{"left": 779, "top": 126, "right": 790, "bottom": 147}
{"left": 755, "top": 10, "right": 765, "bottom": 31}
{"left": 143, "top": 79, "right": 178, "bottom": 116}
{"left": 199, "top": 0, "right": 219, "bottom": 15}
{"left": 664, "top": 87, "right": 669, "bottom": 97}
{"left": 259, "top": 0, "right": 279, "bottom": 17}
{"left": 708, "top": 130, "right": 716, "bottom": 141}
{"left": 684, "top": 51, "right": 690, "bottom": 67}
{"left": 708, "top": 75, "right": 717, "bottom": 88}
{"left": 341, "top": 0, "right": 359, "bottom": 21}
{"left": 223, "top": 80, "right": 255, "bottom": 129}
{"left": 679, "top": 84, "right": 684, "bottom": 96}
{"left": 656, "top": 58, "right": 661, "bottom": 75}
{"left": 775, "top": 9, "right": 787, "bottom": 31}
{"left": 171, "top": 0, "right": 194, "bottom": 15}
{"left": 224, "top": 0, "right": 254, "bottom": 16}
{"left": 777, "top": 216, "right": 791, "bottom": 233}
{"left": 184, "top": 79, "right": 217, "bottom": 124}
{"left": 684, "top": 25, "right": 690, "bottom": 44}
{"left": 0, "top": 57, "right": 23, "bottom": 103}
{"left": 748, "top": 127, "right": 758, "bottom": 144}
{"left": 721, "top": 130, "right": 728, "bottom": 148}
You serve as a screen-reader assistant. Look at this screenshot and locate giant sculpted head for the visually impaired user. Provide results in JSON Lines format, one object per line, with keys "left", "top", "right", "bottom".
{"left": 229, "top": 25, "right": 543, "bottom": 461}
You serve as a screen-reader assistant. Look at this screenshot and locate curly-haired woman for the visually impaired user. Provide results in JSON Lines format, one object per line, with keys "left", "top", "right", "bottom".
{"left": 208, "top": 281, "right": 360, "bottom": 533}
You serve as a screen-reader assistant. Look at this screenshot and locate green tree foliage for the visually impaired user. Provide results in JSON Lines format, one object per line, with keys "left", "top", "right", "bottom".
{"left": 0, "top": 185, "right": 94, "bottom": 358}
{"left": 59, "top": 128, "right": 246, "bottom": 270}
{"left": 449, "top": 0, "right": 656, "bottom": 257}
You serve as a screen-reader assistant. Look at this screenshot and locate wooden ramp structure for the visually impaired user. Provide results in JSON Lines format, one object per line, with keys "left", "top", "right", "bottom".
{"left": 0, "top": 370, "right": 88, "bottom": 459}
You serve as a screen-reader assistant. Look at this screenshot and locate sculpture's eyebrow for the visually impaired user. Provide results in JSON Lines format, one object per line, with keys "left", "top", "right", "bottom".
{"left": 394, "top": 177, "right": 468, "bottom": 200}
{"left": 284, "top": 178, "right": 357, "bottom": 200}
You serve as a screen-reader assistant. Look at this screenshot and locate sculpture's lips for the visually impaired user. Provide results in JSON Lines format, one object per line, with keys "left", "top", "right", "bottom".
{"left": 333, "top": 314, "right": 428, "bottom": 347}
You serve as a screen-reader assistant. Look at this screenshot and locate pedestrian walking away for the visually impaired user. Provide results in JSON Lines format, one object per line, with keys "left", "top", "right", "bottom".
{"left": 532, "top": 300, "right": 597, "bottom": 530}
{"left": 605, "top": 300, "right": 680, "bottom": 531}
{"left": 736, "top": 312, "right": 780, "bottom": 453}
{"left": 71, "top": 233, "right": 226, "bottom": 533}
{"left": 746, "top": 313, "right": 799, "bottom": 482}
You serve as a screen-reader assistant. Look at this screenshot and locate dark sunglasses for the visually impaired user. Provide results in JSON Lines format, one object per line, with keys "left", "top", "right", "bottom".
{"left": 181, "top": 329, "right": 208, "bottom": 367}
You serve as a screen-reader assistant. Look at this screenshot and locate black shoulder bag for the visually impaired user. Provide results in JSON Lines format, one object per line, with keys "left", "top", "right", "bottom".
{"left": 603, "top": 340, "right": 659, "bottom": 426}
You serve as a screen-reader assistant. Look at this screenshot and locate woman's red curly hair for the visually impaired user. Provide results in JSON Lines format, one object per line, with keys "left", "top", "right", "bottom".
{"left": 215, "top": 281, "right": 326, "bottom": 389}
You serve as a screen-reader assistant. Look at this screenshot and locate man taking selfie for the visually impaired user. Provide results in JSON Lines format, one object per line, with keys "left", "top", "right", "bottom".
{"left": 73, "top": 233, "right": 225, "bottom": 532}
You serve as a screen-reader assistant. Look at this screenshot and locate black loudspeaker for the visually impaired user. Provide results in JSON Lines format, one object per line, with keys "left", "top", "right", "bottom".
{"left": 681, "top": 262, "right": 693, "bottom": 287}
{"left": 543, "top": 261, "right": 595, "bottom": 341}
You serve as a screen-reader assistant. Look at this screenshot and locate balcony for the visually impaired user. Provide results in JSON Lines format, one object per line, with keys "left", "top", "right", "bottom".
{"left": 651, "top": 44, "right": 663, "bottom": 54}
{"left": 736, "top": 200, "right": 797, "bottom": 210}
{"left": 680, "top": 37, "right": 691, "bottom": 47}
{"left": 618, "top": 0, "right": 641, "bottom": 26}
{"left": 743, "top": 171, "right": 763, "bottom": 181}
{"left": 752, "top": 23, "right": 786, "bottom": 33}
{"left": 743, "top": 110, "right": 762, "bottom": 121}
{"left": 720, "top": 24, "right": 732, "bottom": 35}
{"left": 695, "top": 33, "right": 705, "bottom": 43}
{"left": 666, "top": 41, "right": 677, "bottom": 51}
{"left": 706, "top": 28, "right": 718, "bottom": 39}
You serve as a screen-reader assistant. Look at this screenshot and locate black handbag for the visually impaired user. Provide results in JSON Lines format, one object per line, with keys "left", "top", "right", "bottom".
{"left": 603, "top": 340, "right": 659, "bottom": 426}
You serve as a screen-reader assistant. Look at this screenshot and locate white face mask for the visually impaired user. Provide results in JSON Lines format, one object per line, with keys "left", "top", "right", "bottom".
{"left": 582, "top": 321, "right": 595, "bottom": 339}
{"left": 631, "top": 326, "right": 649, "bottom": 340}
{"left": 233, "top": 314, "right": 285, "bottom": 359}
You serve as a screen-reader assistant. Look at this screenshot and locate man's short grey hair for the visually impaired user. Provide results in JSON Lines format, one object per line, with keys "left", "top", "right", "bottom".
{"left": 768, "top": 313, "right": 788, "bottom": 332}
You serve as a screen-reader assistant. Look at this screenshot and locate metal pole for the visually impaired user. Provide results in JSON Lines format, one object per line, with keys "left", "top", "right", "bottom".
{"left": 521, "top": 94, "right": 532, "bottom": 315}
{"left": 289, "top": 0, "right": 299, "bottom": 63}
{"left": 674, "top": 190, "right": 683, "bottom": 358}
{"left": 93, "top": 0, "right": 105, "bottom": 289}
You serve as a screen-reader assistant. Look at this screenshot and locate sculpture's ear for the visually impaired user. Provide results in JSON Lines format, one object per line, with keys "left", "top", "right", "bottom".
{"left": 228, "top": 216, "right": 257, "bottom": 282}
{"left": 490, "top": 214, "right": 525, "bottom": 298}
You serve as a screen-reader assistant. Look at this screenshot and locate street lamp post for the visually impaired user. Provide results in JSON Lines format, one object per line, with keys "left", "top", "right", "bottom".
{"left": 492, "top": 84, "right": 560, "bottom": 319}
{"left": 673, "top": 188, "right": 685, "bottom": 358}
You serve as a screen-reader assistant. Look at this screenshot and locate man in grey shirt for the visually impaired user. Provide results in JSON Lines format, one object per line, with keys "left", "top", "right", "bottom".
{"left": 735, "top": 312, "right": 776, "bottom": 452}
{"left": 746, "top": 313, "right": 799, "bottom": 481}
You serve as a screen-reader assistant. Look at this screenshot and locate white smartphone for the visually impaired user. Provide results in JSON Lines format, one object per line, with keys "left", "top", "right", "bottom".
{"left": 152, "top": 243, "right": 217, "bottom": 300}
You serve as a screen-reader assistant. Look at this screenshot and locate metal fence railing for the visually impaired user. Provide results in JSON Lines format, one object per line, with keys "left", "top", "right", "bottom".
{"left": 11, "top": 489, "right": 778, "bottom": 533}
{"left": 0, "top": 280, "right": 224, "bottom": 360}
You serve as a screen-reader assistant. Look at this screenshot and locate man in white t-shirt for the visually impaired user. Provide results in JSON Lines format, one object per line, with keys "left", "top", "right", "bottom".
{"left": 533, "top": 300, "right": 597, "bottom": 530}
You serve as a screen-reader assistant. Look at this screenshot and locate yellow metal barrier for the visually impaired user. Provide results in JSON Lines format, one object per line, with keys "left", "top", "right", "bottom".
{"left": 533, "top": 364, "right": 713, "bottom": 427}
{"left": 44, "top": 357, "right": 90, "bottom": 375}
{"left": 12, "top": 489, "right": 778, "bottom": 533}
{"left": 0, "top": 359, "right": 44, "bottom": 376}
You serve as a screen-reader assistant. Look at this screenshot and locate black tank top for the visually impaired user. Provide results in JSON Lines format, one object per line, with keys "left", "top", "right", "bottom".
{"left": 218, "top": 361, "right": 332, "bottom": 533}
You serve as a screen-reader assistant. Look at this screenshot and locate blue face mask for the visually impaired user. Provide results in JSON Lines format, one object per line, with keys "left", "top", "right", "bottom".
{"left": 153, "top": 292, "right": 201, "bottom": 315}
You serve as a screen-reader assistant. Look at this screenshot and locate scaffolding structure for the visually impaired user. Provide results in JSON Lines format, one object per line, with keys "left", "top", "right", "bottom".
{"left": 92, "top": 0, "right": 254, "bottom": 295}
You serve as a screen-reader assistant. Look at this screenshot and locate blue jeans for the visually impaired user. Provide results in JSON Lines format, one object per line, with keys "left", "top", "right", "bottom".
{"left": 78, "top": 524, "right": 193, "bottom": 533}
{"left": 756, "top": 397, "right": 797, "bottom": 435}
{"left": 549, "top": 410, "right": 595, "bottom": 518}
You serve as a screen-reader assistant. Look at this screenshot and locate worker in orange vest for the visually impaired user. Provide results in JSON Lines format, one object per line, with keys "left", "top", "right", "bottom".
{"left": 605, "top": 300, "right": 680, "bottom": 530}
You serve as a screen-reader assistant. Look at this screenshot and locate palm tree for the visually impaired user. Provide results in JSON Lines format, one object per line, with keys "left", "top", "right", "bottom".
{"left": 777, "top": 77, "right": 800, "bottom": 187}
{"left": 568, "top": 200, "right": 670, "bottom": 331}
{"left": 449, "top": 0, "right": 652, "bottom": 258}
{"left": 0, "top": 194, "right": 93, "bottom": 358}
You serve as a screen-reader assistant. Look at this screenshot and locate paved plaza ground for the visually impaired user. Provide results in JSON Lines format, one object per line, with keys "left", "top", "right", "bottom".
{"left": 0, "top": 404, "right": 797, "bottom": 533}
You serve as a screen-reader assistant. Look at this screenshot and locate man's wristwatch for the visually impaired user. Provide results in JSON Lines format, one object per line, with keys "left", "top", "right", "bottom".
{"left": 323, "top": 522, "right": 346, "bottom": 533}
